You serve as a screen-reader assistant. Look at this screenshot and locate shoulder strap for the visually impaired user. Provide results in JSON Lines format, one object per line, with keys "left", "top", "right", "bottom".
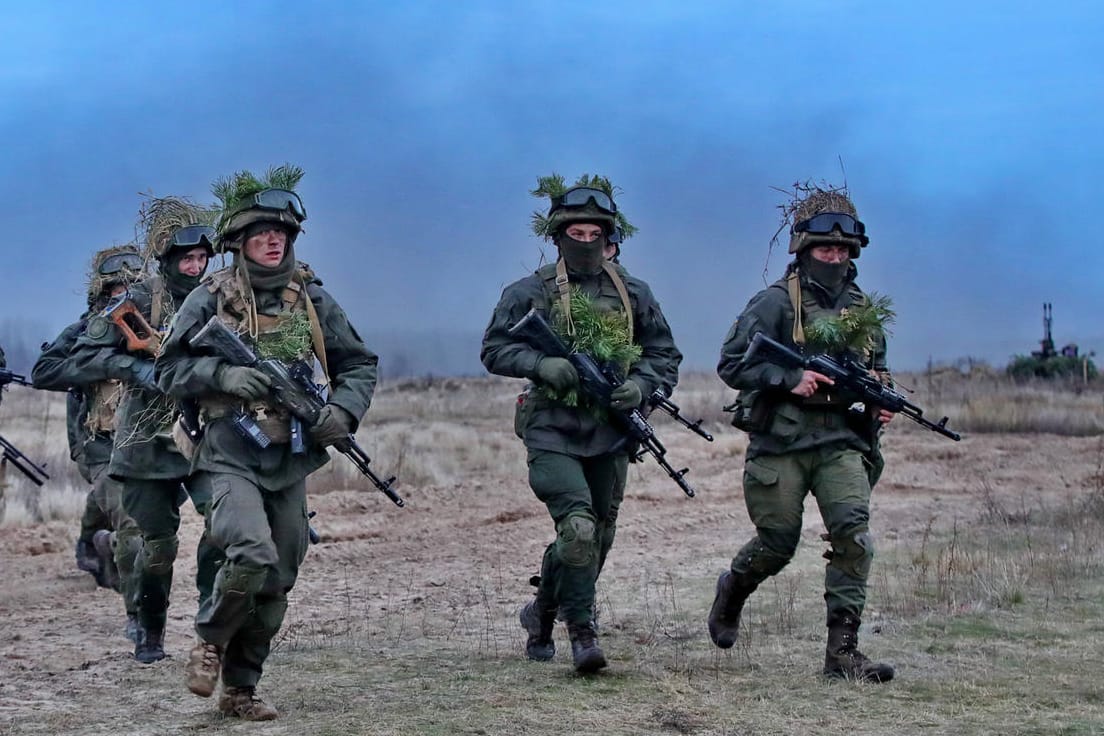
{"left": 149, "top": 276, "right": 164, "bottom": 329}
{"left": 601, "top": 262, "right": 634, "bottom": 343}
{"left": 554, "top": 259, "right": 574, "bottom": 336}
{"left": 295, "top": 273, "right": 330, "bottom": 383}
{"left": 787, "top": 271, "right": 804, "bottom": 345}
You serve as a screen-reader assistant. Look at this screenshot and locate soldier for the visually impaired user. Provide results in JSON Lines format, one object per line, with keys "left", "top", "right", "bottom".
{"left": 707, "top": 185, "right": 896, "bottom": 682}
{"left": 156, "top": 165, "right": 378, "bottom": 720}
{"left": 32, "top": 246, "right": 146, "bottom": 634}
{"left": 481, "top": 175, "right": 682, "bottom": 673}
{"left": 72, "top": 201, "right": 222, "bottom": 665}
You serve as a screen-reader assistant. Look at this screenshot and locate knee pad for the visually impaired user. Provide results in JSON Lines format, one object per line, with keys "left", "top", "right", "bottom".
{"left": 143, "top": 534, "right": 179, "bottom": 576}
{"left": 826, "top": 529, "right": 874, "bottom": 580}
{"left": 737, "top": 528, "right": 801, "bottom": 577}
{"left": 555, "top": 511, "right": 597, "bottom": 568}
{"left": 113, "top": 528, "right": 143, "bottom": 566}
{"left": 217, "top": 561, "right": 269, "bottom": 597}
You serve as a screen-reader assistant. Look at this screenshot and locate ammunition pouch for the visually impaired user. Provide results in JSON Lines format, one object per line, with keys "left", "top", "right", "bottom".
{"left": 199, "top": 395, "right": 292, "bottom": 444}
{"left": 726, "top": 389, "right": 773, "bottom": 433}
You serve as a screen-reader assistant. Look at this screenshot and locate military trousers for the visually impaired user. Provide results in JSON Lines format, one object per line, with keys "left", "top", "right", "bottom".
{"left": 78, "top": 461, "right": 112, "bottom": 544}
{"left": 527, "top": 449, "right": 627, "bottom": 625}
{"left": 88, "top": 463, "right": 140, "bottom": 614}
{"left": 194, "top": 471, "right": 309, "bottom": 689}
{"left": 732, "top": 445, "right": 874, "bottom": 622}
{"left": 122, "top": 476, "right": 221, "bottom": 633}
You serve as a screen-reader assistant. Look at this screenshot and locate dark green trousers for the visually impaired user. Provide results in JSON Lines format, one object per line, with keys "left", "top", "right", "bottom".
{"left": 527, "top": 449, "right": 627, "bottom": 625}
{"left": 89, "top": 464, "right": 140, "bottom": 615}
{"left": 732, "top": 445, "right": 874, "bottom": 621}
{"left": 194, "top": 471, "right": 309, "bottom": 689}
{"left": 123, "top": 477, "right": 221, "bottom": 632}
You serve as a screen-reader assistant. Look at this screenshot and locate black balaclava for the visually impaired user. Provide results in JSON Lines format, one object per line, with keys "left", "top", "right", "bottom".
{"left": 162, "top": 249, "right": 208, "bottom": 299}
{"left": 555, "top": 229, "right": 608, "bottom": 276}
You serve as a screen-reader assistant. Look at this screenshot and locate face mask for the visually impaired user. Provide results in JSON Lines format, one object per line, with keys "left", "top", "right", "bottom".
{"left": 557, "top": 233, "right": 607, "bottom": 275}
{"left": 802, "top": 254, "right": 849, "bottom": 291}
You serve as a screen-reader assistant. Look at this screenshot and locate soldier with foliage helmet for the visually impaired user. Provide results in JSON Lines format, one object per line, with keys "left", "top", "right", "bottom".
{"left": 708, "top": 182, "right": 896, "bottom": 682}
{"left": 155, "top": 165, "right": 379, "bottom": 720}
{"left": 481, "top": 174, "right": 682, "bottom": 673}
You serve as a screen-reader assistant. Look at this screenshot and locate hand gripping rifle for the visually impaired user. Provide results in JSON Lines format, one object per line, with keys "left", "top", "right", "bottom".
{"left": 507, "top": 307, "right": 696, "bottom": 498}
{"left": 189, "top": 316, "right": 404, "bottom": 507}
{"left": 646, "top": 389, "right": 714, "bottom": 442}
{"left": 0, "top": 433, "right": 50, "bottom": 486}
{"left": 743, "top": 331, "right": 961, "bottom": 441}
{"left": 103, "top": 293, "right": 161, "bottom": 356}
{"left": 0, "top": 369, "right": 32, "bottom": 388}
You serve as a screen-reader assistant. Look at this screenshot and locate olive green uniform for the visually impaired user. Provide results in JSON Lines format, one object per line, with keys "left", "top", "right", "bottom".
{"left": 718, "top": 264, "right": 888, "bottom": 622}
{"left": 73, "top": 278, "right": 222, "bottom": 636}
{"left": 481, "top": 262, "right": 682, "bottom": 625}
{"left": 156, "top": 263, "right": 377, "bottom": 689}
{"left": 32, "top": 318, "right": 140, "bottom": 604}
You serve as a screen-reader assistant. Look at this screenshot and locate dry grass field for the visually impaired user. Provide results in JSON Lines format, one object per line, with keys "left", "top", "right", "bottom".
{"left": 1, "top": 372, "right": 1103, "bottom": 735}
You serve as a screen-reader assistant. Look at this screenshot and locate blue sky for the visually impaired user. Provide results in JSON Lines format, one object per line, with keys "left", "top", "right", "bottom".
{"left": 2, "top": 1, "right": 1101, "bottom": 373}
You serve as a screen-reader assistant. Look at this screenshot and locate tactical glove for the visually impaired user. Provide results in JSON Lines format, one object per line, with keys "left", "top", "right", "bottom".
{"left": 609, "top": 379, "right": 643, "bottom": 410}
{"left": 313, "top": 404, "right": 354, "bottom": 448}
{"left": 131, "top": 360, "right": 158, "bottom": 392}
{"left": 216, "top": 365, "right": 271, "bottom": 401}
{"left": 536, "top": 357, "right": 579, "bottom": 392}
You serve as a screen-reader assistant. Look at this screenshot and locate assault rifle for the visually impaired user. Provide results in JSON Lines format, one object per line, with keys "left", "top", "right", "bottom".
{"left": 189, "top": 316, "right": 404, "bottom": 507}
{"left": 743, "top": 331, "right": 961, "bottom": 441}
{"left": 0, "top": 368, "right": 31, "bottom": 387}
{"left": 0, "top": 432, "right": 50, "bottom": 486}
{"left": 507, "top": 307, "right": 696, "bottom": 498}
{"left": 646, "top": 389, "right": 714, "bottom": 442}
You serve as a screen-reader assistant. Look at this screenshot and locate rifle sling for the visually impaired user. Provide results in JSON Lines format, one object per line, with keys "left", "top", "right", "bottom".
{"left": 553, "top": 259, "right": 634, "bottom": 343}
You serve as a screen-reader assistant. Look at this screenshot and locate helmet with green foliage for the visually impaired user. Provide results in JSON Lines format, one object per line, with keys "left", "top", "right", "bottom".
{"left": 785, "top": 183, "right": 869, "bottom": 259}
{"left": 530, "top": 173, "right": 637, "bottom": 242}
{"left": 140, "top": 195, "right": 218, "bottom": 262}
{"left": 88, "top": 244, "right": 144, "bottom": 303}
{"left": 211, "top": 164, "right": 307, "bottom": 253}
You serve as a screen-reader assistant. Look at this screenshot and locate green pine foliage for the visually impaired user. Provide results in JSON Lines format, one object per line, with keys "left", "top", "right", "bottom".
{"left": 529, "top": 172, "right": 638, "bottom": 240}
{"left": 541, "top": 289, "right": 640, "bottom": 408}
{"left": 805, "top": 293, "right": 895, "bottom": 357}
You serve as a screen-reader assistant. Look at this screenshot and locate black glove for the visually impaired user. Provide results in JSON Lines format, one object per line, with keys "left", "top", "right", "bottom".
{"left": 131, "top": 360, "right": 158, "bottom": 391}
{"left": 313, "top": 404, "right": 354, "bottom": 448}
{"left": 216, "top": 365, "right": 271, "bottom": 401}
{"left": 609, "top": 379, "right": 643, "bottom": 410}
{"left": 536, "top": 357, "right": 579, "bottom": 392}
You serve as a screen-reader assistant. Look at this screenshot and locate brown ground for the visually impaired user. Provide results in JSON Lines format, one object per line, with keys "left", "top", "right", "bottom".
{"left": 0, "top": 379, "right": 1099, "bottom": 735}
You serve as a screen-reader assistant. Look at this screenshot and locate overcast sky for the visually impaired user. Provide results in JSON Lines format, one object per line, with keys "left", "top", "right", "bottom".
{"left": 2, "top": 1, "right": 1100, "bottom": 373}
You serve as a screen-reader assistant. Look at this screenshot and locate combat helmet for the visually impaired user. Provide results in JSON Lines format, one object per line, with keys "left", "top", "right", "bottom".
{"left": 530, "top": 174, "right": 637, "bottom": 242}
{"left": 87, "top": 244, "right": 143, "bottom": 305}
{"left": 787, "top": 185, "right": 869, "bottom": 259}
{"left": 140, "top": 195, "right": 218, "bottom": 262}
{"left": 211, "top": 164, "right": 307, "bottom": 253}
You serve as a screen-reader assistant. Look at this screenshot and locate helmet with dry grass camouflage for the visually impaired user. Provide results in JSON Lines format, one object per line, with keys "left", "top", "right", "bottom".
{"left": 786, "top": 186, "right": 869, "bottom": 258}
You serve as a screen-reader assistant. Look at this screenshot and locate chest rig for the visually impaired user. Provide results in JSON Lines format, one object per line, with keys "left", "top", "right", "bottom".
{"left": 200, "top": 265, "right": 329, "bottom": 443}
{"left": 538, "top": 260, "right": 635, "bottom": 341}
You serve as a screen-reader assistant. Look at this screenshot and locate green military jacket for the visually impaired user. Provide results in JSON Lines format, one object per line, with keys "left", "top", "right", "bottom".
{"left": 31, "top": 318, "right": 115, "bottom": 477}
{"left": 481, "top": 261, "right": 682, "bottom": 457}
{"left": 73, "top": 278, "right": 191, "bottom": 480}
{"left": 155, "top": 264, "right": 378, "bottom": 489}
{"left": 718, "top": 264, "right": 888, "bottom": 458}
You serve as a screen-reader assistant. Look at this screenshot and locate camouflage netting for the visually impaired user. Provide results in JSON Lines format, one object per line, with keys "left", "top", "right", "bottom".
{"left": 138, "top": 194, "right": 220, "bottom": 262}
{"left": 529, "top": 173, "right": 637, "bottom": 241}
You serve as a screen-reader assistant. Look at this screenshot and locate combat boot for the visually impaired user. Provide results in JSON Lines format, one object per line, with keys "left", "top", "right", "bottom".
{"left": 185, "top": 638, "right": 222, "bottom": 697}
{"left": 707, "top": 570, "right": 757, "bottom": 649}
{"left": 134, "top": 627, "right": 165, "bottom": 664}
{"left": 125, "top": 614, "right": 142, "bottom": 644}
{"left": 823, "top": 614, "right": 895, "bottom": 683}
{"left": 75, "top": 538, "right": 102, "bottom": 578}
{"left": 518, "top": 600, "right": 556, "bottom": 661}
{"left": 91, "top": 530, "right": 120, "bottom": 591}
{"left": 218, "top": 686, "right": 278, "bottom": 721}
{"left": 567, "top": 622, "right": 607, "bottom": 674}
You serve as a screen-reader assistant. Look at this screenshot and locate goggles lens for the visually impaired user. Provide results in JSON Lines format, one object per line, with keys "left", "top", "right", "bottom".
{"left": 98, "top": 253, "right": 143, "bottom": 275}
{"left": 551, "top": 187, "right": 617, "bottom": 215}
{"left": 170, "top": 225, "right": 217, "bottom": 248}
{"left": 793, "top": 212, "right": 866, "bottom": 238}
{"left": 252, "top": 188, "right": 306, "bottom": 219}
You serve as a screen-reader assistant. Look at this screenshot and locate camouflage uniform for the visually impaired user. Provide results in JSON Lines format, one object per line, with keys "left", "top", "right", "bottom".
{"left": 157, "top": 258, "right": 377, "bottom": 697}
{"left": 32, "top": 318, "right": 140, "bottom": 605}
{"left": 709, "top": 192, "right": 894, "bottom": 682}
{"left": 482, "top": 185, "right": 682, "bottom": 671}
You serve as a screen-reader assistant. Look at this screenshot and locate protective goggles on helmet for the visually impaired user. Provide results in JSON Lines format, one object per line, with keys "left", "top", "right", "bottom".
{"left": 550, "top": 187, "right": 617, "bottom": 215}
{"left": 249, "top": 188, "right": 307, "bottom": 220}
{"left": 792, "top": 212, "right": 867, "bottom": 241}
{"left": 97, "top": 253, "right": 143, "bottom": 275}
{"left": 170, "top": 225, "right": 217, "bottom": 248}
